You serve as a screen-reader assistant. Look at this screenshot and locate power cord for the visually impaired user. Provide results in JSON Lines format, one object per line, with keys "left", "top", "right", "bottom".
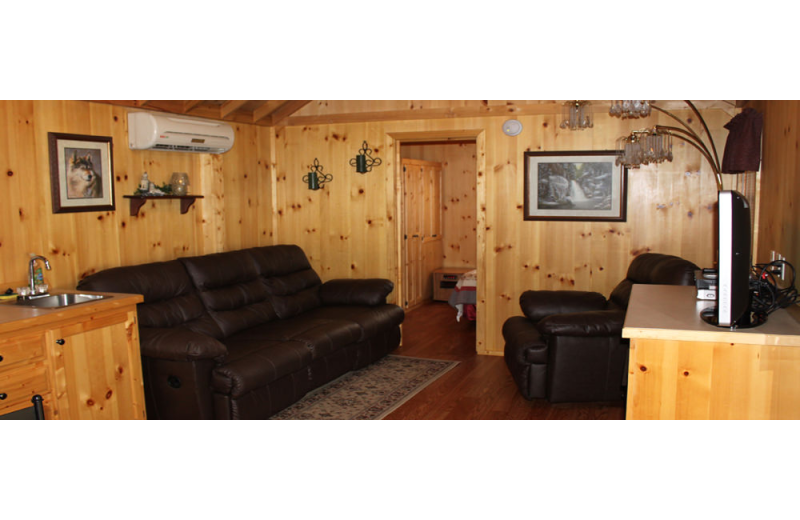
{"left": 750, "top": 260, "right": 799, "bottom": 315}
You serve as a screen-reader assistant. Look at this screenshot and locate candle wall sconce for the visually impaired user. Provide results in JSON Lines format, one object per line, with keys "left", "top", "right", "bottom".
{"left": 350, "top": 141, "right": 382, "bottom": 173}
{"left": 303, "top": 158, "right": 333, "bottom": 190}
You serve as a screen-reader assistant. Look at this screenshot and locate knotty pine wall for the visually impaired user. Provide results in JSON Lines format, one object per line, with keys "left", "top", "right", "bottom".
{"left": 747, "top": 100, "right": 800, "bottom": 321}
{"left": 275, "top": 106, "right": 733, "bottom": 354}
{"left": 3, "top": 100, "right": 753, "bottom": 354}
{"left": 0, "top": 100, "right": 274, "bottom": 290}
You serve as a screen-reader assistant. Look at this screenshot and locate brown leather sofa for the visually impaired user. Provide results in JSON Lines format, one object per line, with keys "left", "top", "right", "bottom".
{"left": 77, "top": 245, "right": 404, "bottom": 419}
{"left": 503, "top": 253, "right": 698, "bottom": 403}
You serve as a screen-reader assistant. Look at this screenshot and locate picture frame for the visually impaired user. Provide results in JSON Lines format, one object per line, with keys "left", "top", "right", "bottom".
{"left": 523, "top": 150, "right": 627, "bottom": 222}
{"left": 48, "top": 132, "right": 115, "bottom": 213}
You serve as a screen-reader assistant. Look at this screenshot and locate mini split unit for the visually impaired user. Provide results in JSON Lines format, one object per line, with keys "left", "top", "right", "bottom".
{"left": 127, "top": 112, "right": 235, "bottom": 154}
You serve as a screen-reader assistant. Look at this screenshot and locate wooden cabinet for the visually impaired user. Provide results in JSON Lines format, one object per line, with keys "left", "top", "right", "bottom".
{"left": 0, "top": 333, "right": 49, "bottom": 414}
{"left": 0, "top": 293, "right": 145, "bottom": 420}
{"left": 623, "top": 285, "right": 800, "bottom": 420}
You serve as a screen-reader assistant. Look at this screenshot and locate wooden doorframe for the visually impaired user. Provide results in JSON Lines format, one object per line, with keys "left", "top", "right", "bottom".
{"left": 386, "top": 129, "right": 486, "bottom": 354}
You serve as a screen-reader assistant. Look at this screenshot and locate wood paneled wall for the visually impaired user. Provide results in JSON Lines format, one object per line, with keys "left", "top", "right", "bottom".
{"left": 275, "top": 106, "right": 731, "bottom": 354}
{"left": 0, "top": 100, "right": 273, "bottom": 291}
{"left": 4, "top": 100, "right": 752, "bottom": 354}
{"left": 748, "top": 100, "right": 800, "bottom": 321}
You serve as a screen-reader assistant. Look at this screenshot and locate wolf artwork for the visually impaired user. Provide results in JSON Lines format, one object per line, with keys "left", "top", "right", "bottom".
{"left": 65, "top": 149, "right": 102, "bottom": 199}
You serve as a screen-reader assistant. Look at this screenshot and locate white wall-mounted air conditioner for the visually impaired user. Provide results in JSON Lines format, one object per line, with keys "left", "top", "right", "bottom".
{"left": 128, "top": 112, "right": 235, "bottom": 154}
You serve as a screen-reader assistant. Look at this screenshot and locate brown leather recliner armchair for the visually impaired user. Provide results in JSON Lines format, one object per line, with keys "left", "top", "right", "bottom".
{"left": 503, "top": 253, "right": 698, "bottom": 403}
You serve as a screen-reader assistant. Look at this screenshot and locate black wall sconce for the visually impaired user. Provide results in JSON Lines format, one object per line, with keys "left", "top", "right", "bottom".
{"left": 350, "top": 141, "right": 382, "bottom": 173}
{"left": 303, "top": 158, "right": 333, "bottom": 190}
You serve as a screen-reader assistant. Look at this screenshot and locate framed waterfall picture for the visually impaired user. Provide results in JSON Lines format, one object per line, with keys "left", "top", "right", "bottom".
{"left": 48, "top": 132, "right": 115, "bottom": 213}
{"left": 523, "top": 150, "right": 628, "bottom": 222}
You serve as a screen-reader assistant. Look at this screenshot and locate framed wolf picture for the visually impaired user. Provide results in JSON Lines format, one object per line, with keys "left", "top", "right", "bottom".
{"left": 48, "top": 132, "right": 115, "bottom": 213}
{"left": 523, "top": 150, "right": 628, "bottom": 222}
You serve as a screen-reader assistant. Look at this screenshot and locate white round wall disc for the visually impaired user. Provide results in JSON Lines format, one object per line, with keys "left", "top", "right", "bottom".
{"left": 502, "top": 119, "right": 522, "bottom": 136}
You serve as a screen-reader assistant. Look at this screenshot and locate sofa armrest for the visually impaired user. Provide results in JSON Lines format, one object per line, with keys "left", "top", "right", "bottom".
{"left": 536, "top": 309, "right": 626, "bottom": 337}
{"left": 138, "top": 327, "right": 228, "bottom": 362}
{"left": 319, "top": 278, "right": 394, "bottom": 306}
{"left": 520, "top": 290, "right": 608, "bottom": 322}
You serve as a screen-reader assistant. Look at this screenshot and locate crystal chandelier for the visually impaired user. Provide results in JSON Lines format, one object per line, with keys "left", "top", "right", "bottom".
{"left": 609, "top": 100, "right": 652, "bottom": 119}
{"left": 560, "top": 101, "right": 593, "bottom": 130}
{"left": 613, "top": 101, "right": 723, "bottom": 191}
{"left": 616, "top": 129, "right": 673, "bottom": 169}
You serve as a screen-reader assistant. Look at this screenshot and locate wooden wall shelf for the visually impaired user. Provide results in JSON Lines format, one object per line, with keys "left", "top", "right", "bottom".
{"left": 123, "top": 195, "right": 204, "bottom": 216}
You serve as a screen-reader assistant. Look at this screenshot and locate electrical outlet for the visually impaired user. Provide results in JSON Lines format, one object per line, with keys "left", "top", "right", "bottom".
{"left": 779, "top": 254, "right": 787, "bottom": 281}
{"left": 769, "top": 251, "right": 787, "bottom": 282}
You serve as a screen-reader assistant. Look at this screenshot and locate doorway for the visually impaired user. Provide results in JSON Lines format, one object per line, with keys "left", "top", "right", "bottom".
{"left": 398, "top": 139, "right": 479, "bottom": 353}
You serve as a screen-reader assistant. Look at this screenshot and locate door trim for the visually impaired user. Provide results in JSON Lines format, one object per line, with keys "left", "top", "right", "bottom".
{"left": 387, "top": 129, "right": 486, "bottom": 353}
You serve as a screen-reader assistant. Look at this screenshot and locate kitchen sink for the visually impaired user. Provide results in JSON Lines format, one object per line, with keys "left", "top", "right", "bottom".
{"left": 14, "top": 293, "right": 109, "bottom": 308}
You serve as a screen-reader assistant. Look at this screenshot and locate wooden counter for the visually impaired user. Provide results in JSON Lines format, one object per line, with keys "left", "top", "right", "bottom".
{"left": 0, "top": 291, "right": 146, "bottom": 419}
{"left": 622, "top": 285, "right": 800, "bottom": 419}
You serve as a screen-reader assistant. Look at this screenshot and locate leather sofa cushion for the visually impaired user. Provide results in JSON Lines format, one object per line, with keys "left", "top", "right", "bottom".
{"left": 302, "top": 304, "right": 405, "bottom": 341}
{"left": 248, "top": 244, "right": 314, "bottom": 276}
{"left": 227, "top": 318, "right": 362, "bottom": 360}
{"left": 319, "top": 279, "right": 395, "bottom": 307}
{"left": 77, "top": 260, "right": 224, "bottom": 338}
{"left": 502, "top": 316, "right": 548, "bottom": 364}
{"left": 180, "top": 251, "right": 277, "bottom": 338}
{"left": 248, "top": 245, "right": 322, "bottom": 319}
{"left": 609, "top": 253, "right": 698, "bottom": 309}
{"left": 212, "top": 339, "right": 312, "bottom": 397}
{"left": 536, "top": 309, "right": 626, "bottom": 337}
{"left": 519, "top": 290, "right": 608, "bottom": 322}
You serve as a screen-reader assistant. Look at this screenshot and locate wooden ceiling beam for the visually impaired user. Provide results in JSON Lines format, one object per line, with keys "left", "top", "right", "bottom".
{"left": 221, "top": 100, "right": 249, "bottom": 119}
{"left": 85, "top": 100, "right": 738, "bottom": 127}
{"left": 268, "top": 101, "right": 312, "bottom": 127}
{"left": 253, "top": 100, "right": 287, "bottom": 124}
{"left": 183, "top": 100, "right": 204, "bottom": 113}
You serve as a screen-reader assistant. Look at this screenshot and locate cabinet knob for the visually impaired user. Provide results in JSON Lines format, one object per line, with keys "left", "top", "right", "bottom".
{"left": 0, "top": 393, "right": 7, "bottom": 400}
{"left": 0, "top": 355, "right": 4, "bottom": 363}
{"left": 55, "top": 339, "right": 65, "bottom": 345}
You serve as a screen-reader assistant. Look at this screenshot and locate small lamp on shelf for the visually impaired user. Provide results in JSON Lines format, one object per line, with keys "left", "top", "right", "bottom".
{"left": 170, "top": 172, "right": 190, "bottom": 196}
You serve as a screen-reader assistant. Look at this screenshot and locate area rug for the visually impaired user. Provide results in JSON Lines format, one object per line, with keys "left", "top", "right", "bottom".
{"left": 271, "top": 355, "right": 458, "bottom": 420}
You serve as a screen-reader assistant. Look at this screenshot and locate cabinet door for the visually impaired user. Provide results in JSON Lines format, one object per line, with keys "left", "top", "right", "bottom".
{"left": 0, "top": 333, "right": 53, "bottom": 418}
{"left": 47, "top": 308, "right": 146, "bottom": 420}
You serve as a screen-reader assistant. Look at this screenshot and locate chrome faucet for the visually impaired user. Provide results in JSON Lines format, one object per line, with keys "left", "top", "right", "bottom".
{"left": 28, "top": 255, "right": 51, "bottom": 297}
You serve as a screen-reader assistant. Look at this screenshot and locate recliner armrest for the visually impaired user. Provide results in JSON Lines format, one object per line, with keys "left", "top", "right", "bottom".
{"left": 520, "top": 290, "right": 608, "bottom": 322}
{"left": 319, "top": 279, "right": 394, "bottom": 306}
{"left": 138, "top": 327, "right": 228, "bottom": 362}
{"left": 536, "top": 309, "right": 626, "bottom": 337}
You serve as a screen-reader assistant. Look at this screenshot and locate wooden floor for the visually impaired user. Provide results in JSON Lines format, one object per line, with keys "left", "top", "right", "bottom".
{"left": 384, "top": 301, "right": 626, "bottom": 420}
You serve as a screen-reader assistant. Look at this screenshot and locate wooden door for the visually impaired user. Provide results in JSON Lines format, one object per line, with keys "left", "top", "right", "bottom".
{"left": 402, "top": 159, "right": 443, "bottom": 309}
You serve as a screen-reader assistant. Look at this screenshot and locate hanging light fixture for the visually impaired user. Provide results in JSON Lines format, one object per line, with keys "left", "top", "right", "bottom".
{"left": 613, "top": 101, "right": 722, "bottom": 191}
{"left": 349, "top": 141, "right": 382, "bottom": 173}
{"left": 303, "top": 158, "right": 333, "bottom": 190}
{"left": 609, "top": 100, "right": 652, "bottom": 119}
{"left": 616, "top": 129, "right": 673, "bottom": 169}
{"left": 559, "top": 101, "right": 593, "bottom": 130}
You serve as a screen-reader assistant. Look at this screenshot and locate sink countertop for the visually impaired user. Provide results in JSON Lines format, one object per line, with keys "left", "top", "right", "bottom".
{"left": 0, "top": 290, "right": 143, "bottom": 335}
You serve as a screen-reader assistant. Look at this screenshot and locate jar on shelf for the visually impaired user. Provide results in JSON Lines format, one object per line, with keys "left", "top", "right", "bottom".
{"left": 170, "top": 172, "right": 190, "bottom": 196}
{"left": 139, "top": 172, "right": 151, "bottom": 192}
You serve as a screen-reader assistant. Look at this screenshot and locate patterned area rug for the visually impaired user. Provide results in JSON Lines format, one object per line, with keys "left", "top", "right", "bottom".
{"left": 271, "top": 355, "right": 458, "bottom": 420}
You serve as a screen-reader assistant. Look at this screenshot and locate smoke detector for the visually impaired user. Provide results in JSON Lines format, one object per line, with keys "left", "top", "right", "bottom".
{"left": 502, "top": 119, "right": 523, "bottom": 136}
